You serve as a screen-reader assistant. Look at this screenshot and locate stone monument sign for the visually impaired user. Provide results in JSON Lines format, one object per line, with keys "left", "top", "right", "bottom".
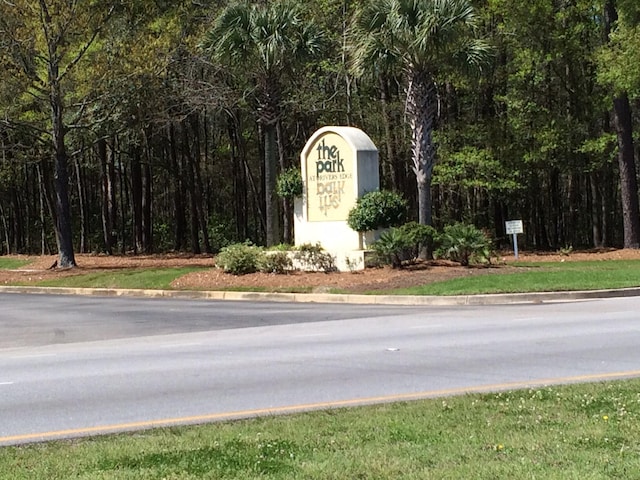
{"left": 294, "top": 126, "right": 379, "bottom": 270}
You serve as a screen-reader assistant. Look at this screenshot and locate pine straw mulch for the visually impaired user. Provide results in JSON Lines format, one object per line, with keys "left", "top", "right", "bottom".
{"left": 2, "top": 248, "right": 640, "bottom": 294}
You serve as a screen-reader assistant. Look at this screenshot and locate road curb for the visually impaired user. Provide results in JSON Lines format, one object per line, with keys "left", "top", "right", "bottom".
{"left": 1, "top": 285, "right": 640, "bottom": 305}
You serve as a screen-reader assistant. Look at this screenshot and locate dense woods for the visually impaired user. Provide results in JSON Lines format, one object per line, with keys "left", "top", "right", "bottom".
{"left": 1, "top": 0, "right": 640, "bottom": 264}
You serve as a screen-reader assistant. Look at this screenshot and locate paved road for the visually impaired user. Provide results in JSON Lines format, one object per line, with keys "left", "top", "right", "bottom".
{"left": 1, "top": 293, "right": 640, "bottom": 445}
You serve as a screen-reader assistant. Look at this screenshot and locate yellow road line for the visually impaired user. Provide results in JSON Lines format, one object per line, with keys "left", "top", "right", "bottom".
{"left": 3, "top": 369, "right": 640, "bottom": 444}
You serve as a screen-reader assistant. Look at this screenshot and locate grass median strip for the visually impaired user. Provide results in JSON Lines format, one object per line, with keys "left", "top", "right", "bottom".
{"left": 8, "top": 259, "right": 640, "bottom": 295}
{"left": 0, "top": 258, "right": 30, "bottom": 269}
{"left": 34, "top": 267, "right": 206, "bottom": 290}
{"left": 2, "top": 379, "right": 640, "bottom": 478}
{"left": 376, "top": 259, "right": 640, "bottom": 296}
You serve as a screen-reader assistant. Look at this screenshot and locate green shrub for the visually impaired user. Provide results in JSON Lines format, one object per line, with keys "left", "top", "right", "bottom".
{"left": 399, "top": 222, "right": 438, "bottom": 259}
{"left": 435, "top": 223, "right": 492, "bottom": 266}
{"left": 293, "top": 243, "right": 336, "bottom": 273}
{"left": 372, "top": 228, "right": 414, "bottom": 268}
{"left": 372, "top": 222, "right": 438, "bottom": 268}
{"left": 153, "top": 223, "right": 172, "bottom": 251}
{"left": 258, "top": 251, "right": 293, "bottom": 274}
{"left": 276, "top": 167, "right": 303, "bottom": 199}
{"left": 347, "top": 190, "right": 408, "bottom": 232}
{"left": 208, "top": 215, "right": 237, "bottom": 254}
{"left": 216, "top": 242, "right": 266, "bottom": 275}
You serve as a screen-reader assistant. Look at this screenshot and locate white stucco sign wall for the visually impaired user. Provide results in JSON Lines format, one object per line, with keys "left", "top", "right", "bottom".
{"left": 294, "top": 126, "right": 379, "bottom": 269}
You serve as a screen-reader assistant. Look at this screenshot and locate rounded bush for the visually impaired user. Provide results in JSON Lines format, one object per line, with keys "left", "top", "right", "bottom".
{"left": 216, "top": 242, "right": 265, "bottom": 275}
{"left": 276, "top": 167, "right": 303, "bottom": 199}
{"left": 258, "top": 251, "right": 293, "bottom": 274}
{"left": 435, "top": 223, "right": 492, "bottom": 266}
{"left": 347, "top": 190, "right": 408, "bottom": 232}
{"left": 293, "top": 243, "right": 336, "bottom": 273}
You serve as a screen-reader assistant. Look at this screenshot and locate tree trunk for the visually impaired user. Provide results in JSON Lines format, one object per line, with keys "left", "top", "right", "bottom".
{"left": 36, "top": 0, "right": 77, "bottom": 267}
{"left": 589, "top": 173, "right": 604, "bottom": 248}
{"left": 142, "top": 160, "right": 153, "bottom": 253}
{"left": 182, "top": 123, "right": 201, "bottom": 254}
{"left": 74, "top": 157, "right": 88, "bottom": 253}
{"left": 169, "top": 124, "right": 186, "bottom": 251}
{"left": 37, "top": 163, "right": 55, "bottom": 255}
{"left": 264, "top": 123, "right": 280, "bottom": 246}
{"left": 228, "top": 113, "right": 247, "bottom": 241}
{"left": 613, "top": 93, "right": 640, "bottom": 248}
{"left": 0, "top": 203, "right": 9, "bottom": 255}
{"left": 407, "top": 72, "right": 437, "bottom": 226}
{"left": 98, "top": 138, "right": 117, "bottom": 254}
{"left": 604, "top": 0, "right": 640, "bottom": 248}
{"left": 118, "top": 145, "right": 127, "bottom": 254}
{"left": 379, "top": 75, "right": 398, "bottom": 191}
{"left": 190, "top": 114, "right": 211, "bottom": 253}
{"left": 130, "top": 146, "right": 144, "bottom": 254}
{"left": 50, "top": 77, "right": 76, "bottom": 267}
{"left": 276, "top": 119, "right": 292, "bottom": 244}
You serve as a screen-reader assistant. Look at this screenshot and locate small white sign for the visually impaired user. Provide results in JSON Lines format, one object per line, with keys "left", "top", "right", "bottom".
{"left": 505, "top": 220, "right": 523, "bottom": 235}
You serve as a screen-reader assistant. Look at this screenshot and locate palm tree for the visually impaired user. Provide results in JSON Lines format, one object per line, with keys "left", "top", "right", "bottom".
{"left": 351, "top": 0, "right": 491, "bottom": 226}
{"left": 201, "top": 1, "right": 324, "bottom": 246}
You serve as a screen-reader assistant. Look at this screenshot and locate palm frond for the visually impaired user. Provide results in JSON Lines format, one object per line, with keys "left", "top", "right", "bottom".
{"left": 201, "top": 0, "right": 325, "bottom": 78}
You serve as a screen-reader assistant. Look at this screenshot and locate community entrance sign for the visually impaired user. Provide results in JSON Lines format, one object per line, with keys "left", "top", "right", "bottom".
{"left": 294, "top": 126, "right": 379, "bottom": 270}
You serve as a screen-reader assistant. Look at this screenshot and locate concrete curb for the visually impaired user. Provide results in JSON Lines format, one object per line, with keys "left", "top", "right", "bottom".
{"left": 1, "top": 285, "right": 640, "bottom": 305}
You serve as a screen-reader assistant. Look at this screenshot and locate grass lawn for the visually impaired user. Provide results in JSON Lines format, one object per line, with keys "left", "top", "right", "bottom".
{"left": 2, "top": 379, "right": 640, "bottom": 479}
{"left": 9, "top": 259, "right": 640, "bottom": 296}
{"left": 379, "top": 260, "right": 640, "bottom": 296}
{"left": 33, "top": 267, "right": 206, "bottom": 290}
{"left": 0, "top": 258, "right": 30, "bottom": 269}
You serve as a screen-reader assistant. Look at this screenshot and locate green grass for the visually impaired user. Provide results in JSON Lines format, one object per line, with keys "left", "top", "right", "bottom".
{"left": 0, "top": 258, "right": 30, "bottom": 269}
{"left": 3, "top": 379, "right": 640, "bottom": 479}
{"left": 7, "top": 259, "right": 640, "bottom": 295}
{"left": 378, "top": 259, "right": 640, "bottom": 296}
{"left": 34, "top": 267, "right": 205, "bottom": 290}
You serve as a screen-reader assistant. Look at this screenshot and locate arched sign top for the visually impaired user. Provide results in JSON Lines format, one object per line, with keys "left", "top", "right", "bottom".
{"left": 301, "top": 126, "right": 377, "bottom": 159}
{"left": 301, "top": 126, "right": 378, "bottom": 223}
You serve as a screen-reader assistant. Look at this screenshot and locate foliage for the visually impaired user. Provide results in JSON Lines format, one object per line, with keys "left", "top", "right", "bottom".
{"left": 596, "top": 0, "right": 640, "bottom": 98}
{"left": 0, "top": 0, "right": 639, "bottom": 259}
{"left": 258, "top": 251, "right": 293, "bottom": 274}
{"left": 372, "top": 222, "right": 437, "bottom": 268}
{"left": 201, "top": 0, "right": 326, "bottom": 246}
{"left": 215, "top": 243, "right": 296, "bottom": 276}
{"left": 347, "top": 190, "right": 408, "bottom": 232}
{"left": 597, "top": 24, "right": 640, "bottom": 98}
{"left": 435, "top": 223, "right": 492, "bottom": 266}
{"left": 201, "top": 1, "right": 326, "bottom": 83}
{"left": 372, "top": 228, "right": 414, "bottom": 268}
{"left": 400, "top": 222, "right": 438, "bottom": 259}
{"left": 293, "top": 243, "right": 336, "bottom": 273}
{"left": 433, "top": 145, "right": 521, "bottom": 193}
{"left": 350, "top": 0, "right": 492, "bottom": 226}
{"left": 215, "top": 242, "right": 266, "bottom": 275}
{"left": 208, "top": 216, "right": 238, "bottom": 254}
{"left": 276, "top": 168, "right": 303, "bottom": 199}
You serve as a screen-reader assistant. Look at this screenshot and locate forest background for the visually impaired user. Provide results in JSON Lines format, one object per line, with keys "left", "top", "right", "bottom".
{"left": 1, "top": 0, "right": 640, "bottom": 268}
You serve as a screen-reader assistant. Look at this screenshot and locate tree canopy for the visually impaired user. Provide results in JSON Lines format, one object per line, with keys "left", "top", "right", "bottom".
{"left": 0, "top": 0, "right": 639, "bottom": 257}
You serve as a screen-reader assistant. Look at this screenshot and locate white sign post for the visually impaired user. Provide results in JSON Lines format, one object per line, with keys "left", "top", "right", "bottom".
{"left": 505, "top": 220, "right": 523, "bottom": 259}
